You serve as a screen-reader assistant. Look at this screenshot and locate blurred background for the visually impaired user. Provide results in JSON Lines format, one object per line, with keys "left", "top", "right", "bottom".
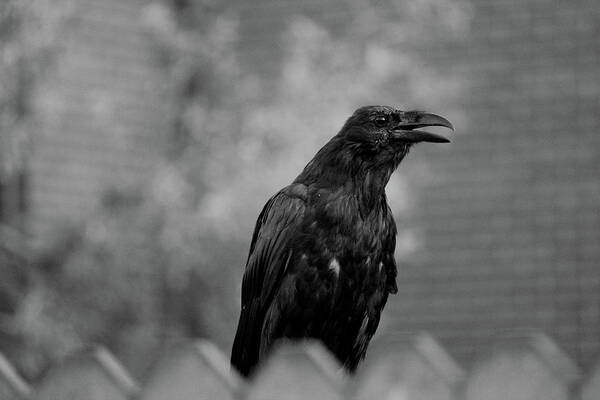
{"left": 0, "top": 0, "right": 598, "bottom": 381}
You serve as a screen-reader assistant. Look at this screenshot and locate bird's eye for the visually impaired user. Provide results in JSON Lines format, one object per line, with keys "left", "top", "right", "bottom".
{"left": 373, "top": 115, "right": 389, "bottom": 127}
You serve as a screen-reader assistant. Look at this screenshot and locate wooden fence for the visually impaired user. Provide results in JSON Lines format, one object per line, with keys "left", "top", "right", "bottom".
{"left": 1, "top": 332, "right": 599, "bottom": 400}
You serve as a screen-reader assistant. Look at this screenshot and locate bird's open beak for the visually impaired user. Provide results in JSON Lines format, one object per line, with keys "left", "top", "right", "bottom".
{"left": 391, "top": 112, "right": 454, "bottom": 143}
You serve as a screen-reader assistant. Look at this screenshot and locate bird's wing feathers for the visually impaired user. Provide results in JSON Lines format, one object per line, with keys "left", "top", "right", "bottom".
{"left": 231, "top": 184, "right": 307, "bottom": 375}
{"left": 383, "top": 203, "right": 398, "bottom": 294}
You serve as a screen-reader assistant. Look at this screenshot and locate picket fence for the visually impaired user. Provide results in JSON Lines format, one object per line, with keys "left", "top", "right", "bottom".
{"left": 1, "top": 332, "right": 599, "bottom": 400}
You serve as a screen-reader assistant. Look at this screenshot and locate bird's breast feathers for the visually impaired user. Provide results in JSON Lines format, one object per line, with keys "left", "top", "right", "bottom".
{"left": 284, "top": 184, "right": 395, "bottom": 298}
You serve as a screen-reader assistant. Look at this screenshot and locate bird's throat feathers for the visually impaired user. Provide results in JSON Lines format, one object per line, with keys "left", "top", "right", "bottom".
{"left": 295, "top": 137, "right": 410, "bottom": 209}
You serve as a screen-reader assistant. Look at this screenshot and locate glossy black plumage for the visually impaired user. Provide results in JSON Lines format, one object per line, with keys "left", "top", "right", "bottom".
{"left": 231, "top": 106, "right": 452, "bottom": 376}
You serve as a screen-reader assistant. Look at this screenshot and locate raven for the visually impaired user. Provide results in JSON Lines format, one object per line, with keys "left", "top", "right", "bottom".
{"left": 231, "top": 105, "right": 452, "bottom": 376}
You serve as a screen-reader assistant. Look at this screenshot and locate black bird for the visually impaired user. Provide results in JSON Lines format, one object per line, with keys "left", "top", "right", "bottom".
{"left": 231, "top": 105, "right": 453, "bottom": 376}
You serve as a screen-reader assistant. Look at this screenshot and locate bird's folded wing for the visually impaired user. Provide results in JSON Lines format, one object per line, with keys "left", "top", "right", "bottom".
{"left": 231, "top": 184, "right": 307, "bottom": 375}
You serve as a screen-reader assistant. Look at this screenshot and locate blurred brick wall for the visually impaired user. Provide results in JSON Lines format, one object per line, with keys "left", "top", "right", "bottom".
{"left": 386, "top": 1, "right": 600, "bottom": 368}
{"left": 30, "top": 0, "right": 168, "bottom": 237}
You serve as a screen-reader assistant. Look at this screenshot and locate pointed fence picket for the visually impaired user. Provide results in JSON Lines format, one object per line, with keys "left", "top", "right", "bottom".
{"left": 0, "top": 353, "right": 31, "bottom": 400}
{"left": 1, "top": 332, "right": 599, "bottom": 400}
{"left": 245, "top": 340, "right": 344, "bottom": 400}
{"left": 138, "top": 340, "right": 242, "bottom": 400}
{"left": 32, "top": 346, "right": 139, "bottom": 400}
{"left": 353, "top": 332, "right": 464, "bottom": 400}
{"left": 463, "top": 333, "right": 580, "bottom": 400}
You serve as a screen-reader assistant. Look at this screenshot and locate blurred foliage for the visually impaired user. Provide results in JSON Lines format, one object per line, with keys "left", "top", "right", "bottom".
{"left": 0, "top": 0, "right": 66, "bottom": 178}
{"left": 0, "top": 0, "right": 470, "bottom": 379}
{"left": 0, "top": 0, "right": 70, "bottom": 376}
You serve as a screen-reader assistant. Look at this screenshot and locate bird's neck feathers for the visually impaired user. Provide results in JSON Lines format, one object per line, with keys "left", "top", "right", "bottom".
{"left": 295, "top": 136, "right": 410, "bottom": 209}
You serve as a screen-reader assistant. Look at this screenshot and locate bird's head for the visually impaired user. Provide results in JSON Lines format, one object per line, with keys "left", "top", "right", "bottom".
{"left": 339, "top": 105, "right": 453, "bottom": 161}
{"left": 297, "top": 105, "right": 453, "bottom": 191}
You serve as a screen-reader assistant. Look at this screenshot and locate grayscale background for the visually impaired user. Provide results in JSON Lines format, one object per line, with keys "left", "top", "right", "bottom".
{"left": 0, "top": 0, "right": 598, "bottom": 382}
